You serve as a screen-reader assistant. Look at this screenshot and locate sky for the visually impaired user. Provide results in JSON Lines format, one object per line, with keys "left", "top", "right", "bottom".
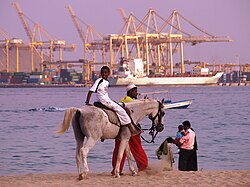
{"left": 1, "top": 0, "right": 250, "bottom": 65}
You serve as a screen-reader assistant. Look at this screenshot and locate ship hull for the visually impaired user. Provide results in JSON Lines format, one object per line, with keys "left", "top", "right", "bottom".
{"left": 109, "top": 72, "right": 223, "bottom": 86}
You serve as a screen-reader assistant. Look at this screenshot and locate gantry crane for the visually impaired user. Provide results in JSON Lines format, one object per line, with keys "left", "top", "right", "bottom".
{"left": 66, "top": 4, "right": 104, "bottom": 81}
{"left": 0, "top": 28, "right": 30, "bottom": 72}
{"left": 12, "top": 2, "right": 75, "bottom": 71}
{"left": 157, "top": 9, "right": 232, "bottom": 75}
{"left": 0, "top": 29, "right": 10, "bottom": 72}
{"left": 100, "top": 9, "right": 232, "bottom": 76}
{"left": 12, "top": 2, "right": 42, "bottom": 71}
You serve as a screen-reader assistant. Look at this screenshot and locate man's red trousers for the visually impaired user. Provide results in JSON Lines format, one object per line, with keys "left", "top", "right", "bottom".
{"left": 111, "top": 134, "right": 148, "bottom": 174}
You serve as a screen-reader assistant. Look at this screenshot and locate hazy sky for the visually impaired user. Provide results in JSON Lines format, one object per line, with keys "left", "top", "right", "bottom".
{"left": 1, "top": 0, "right": 250, "bottom": 64}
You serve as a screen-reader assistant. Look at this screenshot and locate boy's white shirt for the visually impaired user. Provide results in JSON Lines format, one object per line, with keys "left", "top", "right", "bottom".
{"left": 90, "top": 78, "right": 110, "bottom": 103}
{"left": 89, "top": 77, "right": 131, "bottom": 125}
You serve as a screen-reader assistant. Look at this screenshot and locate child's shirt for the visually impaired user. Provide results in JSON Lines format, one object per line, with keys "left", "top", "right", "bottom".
{"left": 175, "top": 131, "right": 185, "bottom": 146}
{"left": 176, "top": 131, "right": 184, "bottom": 139}
{"left": 90, "top": 78, "right": 110, "bottom": 103}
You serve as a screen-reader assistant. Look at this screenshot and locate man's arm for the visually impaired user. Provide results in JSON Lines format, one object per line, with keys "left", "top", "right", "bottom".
{"left": 85, "top": 91, "right": 93, "bottom": 105}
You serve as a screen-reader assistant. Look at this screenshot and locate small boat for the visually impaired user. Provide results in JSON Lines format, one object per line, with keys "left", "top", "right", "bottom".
{"left": 139, "top": 90, "right": 193, "bottom": 109}
{"left": 163, "top": 99, "right": 193, "bottom": 109}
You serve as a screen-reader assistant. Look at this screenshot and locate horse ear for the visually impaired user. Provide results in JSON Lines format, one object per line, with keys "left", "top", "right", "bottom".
{"left": 161, "top": 98, "right": 164, "bottom": 104}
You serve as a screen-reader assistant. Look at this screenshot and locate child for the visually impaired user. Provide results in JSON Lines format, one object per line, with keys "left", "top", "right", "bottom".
{"left": 85, "top": 66, "right": 139, "bottom": 136}
{"left": 175, "top": 124, "right": 189, "bottom": 147}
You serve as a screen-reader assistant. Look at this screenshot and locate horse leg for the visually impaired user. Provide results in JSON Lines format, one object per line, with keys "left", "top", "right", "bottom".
{"left": 125, "top": 144, "right": 137, "bottom": 176}
{"left": 72, "top": 113, "right": 85, "bottom": 180}
{"left": 76, "top": 141, "right": 83, "bottom": 179}
{"left": 114, "top": 127, "right": 134, "bottom": 178}
{"left": 114, "top": 138, "right": 128, "bottom": 178}
{"left": 79, "top": 137, "right": 97, "bottom": 179}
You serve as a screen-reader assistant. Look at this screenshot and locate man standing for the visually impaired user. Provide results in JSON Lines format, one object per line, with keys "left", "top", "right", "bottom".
{"left": 178, "top": 120, "right": 198, "bottom": 171}
{"left": 111, "top": 84, "right": 148, "bottom": 175}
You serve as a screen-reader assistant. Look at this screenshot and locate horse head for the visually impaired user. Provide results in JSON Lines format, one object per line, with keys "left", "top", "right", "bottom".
{"left": 148, "top": 99, "right": 165, "bottom": 132}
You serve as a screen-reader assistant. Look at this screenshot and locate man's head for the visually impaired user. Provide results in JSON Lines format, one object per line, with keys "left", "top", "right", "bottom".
{"left": 126, "top": 83, "right": 137, "bottom": 99}
{"left": 100, "top": 66, "right": 110, "bottom": 80}
{"left": 182, "top": 120, "right": 191, "bottom": 130}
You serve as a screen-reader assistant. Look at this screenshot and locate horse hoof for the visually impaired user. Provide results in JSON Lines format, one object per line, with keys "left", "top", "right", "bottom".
{"left": 78, "top": 174, "right": 84, "bottom": 180}
{"left": 114, "top": 174, "right": 120, "bottom": 178}
{"left": 78, "top": 172, "right": 87, "bottom": 180}
{"left": 131, "top": 171, "right": 137, "bottom": 176}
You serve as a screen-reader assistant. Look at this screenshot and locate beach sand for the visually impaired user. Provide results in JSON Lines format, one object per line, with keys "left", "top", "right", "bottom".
{"left": 1, "top": 170, "right": 249, "bottom": 187}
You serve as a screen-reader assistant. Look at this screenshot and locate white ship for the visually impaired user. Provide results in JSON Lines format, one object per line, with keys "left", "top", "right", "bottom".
{"left": 109, "top": 59, "right": 223, "bottom": 86}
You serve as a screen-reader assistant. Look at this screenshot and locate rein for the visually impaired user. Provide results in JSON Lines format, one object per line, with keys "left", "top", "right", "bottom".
{"left": 149, "top": 101, "right": 164, "bottom": 126}
{"left": 140, "top": 101, "right": 163, "bottom": 144}
{"left": 123, "top": 100, "right": 164, "bottom": 144}
{"left": 140, "top": 126, "right": 159, "bottom": 143}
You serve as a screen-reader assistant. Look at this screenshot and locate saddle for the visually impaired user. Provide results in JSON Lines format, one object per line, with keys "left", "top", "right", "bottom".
{"left": 93, "top": 102, "right": 121, "bottom": 126}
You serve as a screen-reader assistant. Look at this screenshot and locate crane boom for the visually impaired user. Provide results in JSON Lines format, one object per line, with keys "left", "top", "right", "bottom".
{"left": 66, "top": 5, "right": 85, "bottom": 44}
{"left": 12, "top": 2, "right": 33, "bottom": 42}
{"left": 118, "top": 8, "right": 128, "bottom": 23}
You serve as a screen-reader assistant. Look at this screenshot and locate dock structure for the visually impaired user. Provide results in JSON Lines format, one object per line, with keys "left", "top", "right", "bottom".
{"left": 3, "top": 2, "right": 76, "bottom": 72}
{"left": 0, "top": 5, "right": 236, "bottom": 84}
{"left": 66, "top": 7, "right": 231, "bottom": 81}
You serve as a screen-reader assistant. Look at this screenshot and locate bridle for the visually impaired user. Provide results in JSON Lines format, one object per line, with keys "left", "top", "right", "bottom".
{"left": 141, "top": 101, "right": 165, "bottom": 143}
{"left": 149, "top": 101, "right": 164, "bottom": 130}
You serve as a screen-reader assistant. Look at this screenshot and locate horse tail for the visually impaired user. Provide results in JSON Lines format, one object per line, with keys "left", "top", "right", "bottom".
{"left": 56, "top": 107, "right": 78, "bottom": 134}
{"left": 75, "top": 109, "right": 81, "bottom": 126}
{"left": 74, "top": 109, "right": 85, "bottom": 137}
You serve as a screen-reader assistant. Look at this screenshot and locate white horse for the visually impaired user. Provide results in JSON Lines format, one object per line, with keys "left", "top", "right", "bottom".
{"left": 57, "top": 99, "right": 165, "bottom": 179}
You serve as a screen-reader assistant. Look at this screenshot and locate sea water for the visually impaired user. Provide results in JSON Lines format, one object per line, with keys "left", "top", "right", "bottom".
{"left": 0, "top": 86, "right": 249, "bottom": 175}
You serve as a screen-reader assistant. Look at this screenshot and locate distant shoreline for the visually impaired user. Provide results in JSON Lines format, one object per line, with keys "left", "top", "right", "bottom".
{"left": 0, "top": 84, "right": 86, "bottom": 88}
{"left": 0, "top": 82, "right": 249, "bottom": 88}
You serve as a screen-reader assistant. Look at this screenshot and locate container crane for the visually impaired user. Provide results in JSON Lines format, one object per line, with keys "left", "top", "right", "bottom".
{"left": 0, "top": 28, "right": 29, "bottom": 72}
{"left": 12, "top": 2, "right": 76, "bottom": 71}
{"left": 0, "top": 29, "right": 10, "bottom": 72}
{"left": 66, "top": 5, "right": 86, "bottom": 60}
{"left": 66, "top": 4, "right": 103, "bottom": 82}
{"left": 158, "top": 10, "right": 232, "bottom": 75}
{"left": 12, "top": 2, "right": 33, "bottom": 43}
{"left": 112, "top": 9, "right": 232, "bottom": 76}
{"left": 32, "top": 23, "right": 75, "bottom": 68}
{"left": 12, "top": 2, "right": 40, "bottom": 71}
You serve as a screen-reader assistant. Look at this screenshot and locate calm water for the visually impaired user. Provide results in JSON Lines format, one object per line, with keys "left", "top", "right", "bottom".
{"left": 0, "top": 86, "right": 250, "bottom": 175}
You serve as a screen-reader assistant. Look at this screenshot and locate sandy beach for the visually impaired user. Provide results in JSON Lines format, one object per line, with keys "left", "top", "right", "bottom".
{"left": 1, "top": 170, "right": 249, "bottom": 187}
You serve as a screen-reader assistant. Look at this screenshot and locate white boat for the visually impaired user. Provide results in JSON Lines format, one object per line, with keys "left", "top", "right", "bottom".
{"left": 109, "top": 59, "right": 223, "bottom": 86}
{"left": 109, "top": 72, "right": 223, "bottom": 86}
{"left": 139, "top": 90, "right": 193, "bottom": 109}
{"left": 164, "top": 99, "right": 193, "bottom": 109}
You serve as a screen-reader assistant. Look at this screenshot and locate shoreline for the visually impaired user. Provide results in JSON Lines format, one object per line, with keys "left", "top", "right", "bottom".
{"left": 0, "top": 83, "right": 85, "bottom": 88}
{"left": 1, "top": 170, "right": 250, "bottom": 187}
{"left": 0, "top": 82, "right": 249, "bottom": 88}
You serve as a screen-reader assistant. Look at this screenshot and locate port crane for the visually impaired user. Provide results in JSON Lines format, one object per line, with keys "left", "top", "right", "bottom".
{"left": 66, "top": 4, "right": 104, "bottom": 81}
{"left": 0, "top": 28, "right": 30, "bottom": 72}
{"left": 12, "top": 2, "right": 76, "bottom": 71}
{"left": 111, "top": 9, "right": 232, "bottom": 76}
{"left": 0, "top": 29, "right": 10, "bottom": 72}
{"left": 58, "top": 7, "right": 232, "bottom": 81}
{"left": 81, "top": 9, "right": 231, "bottom": 77}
